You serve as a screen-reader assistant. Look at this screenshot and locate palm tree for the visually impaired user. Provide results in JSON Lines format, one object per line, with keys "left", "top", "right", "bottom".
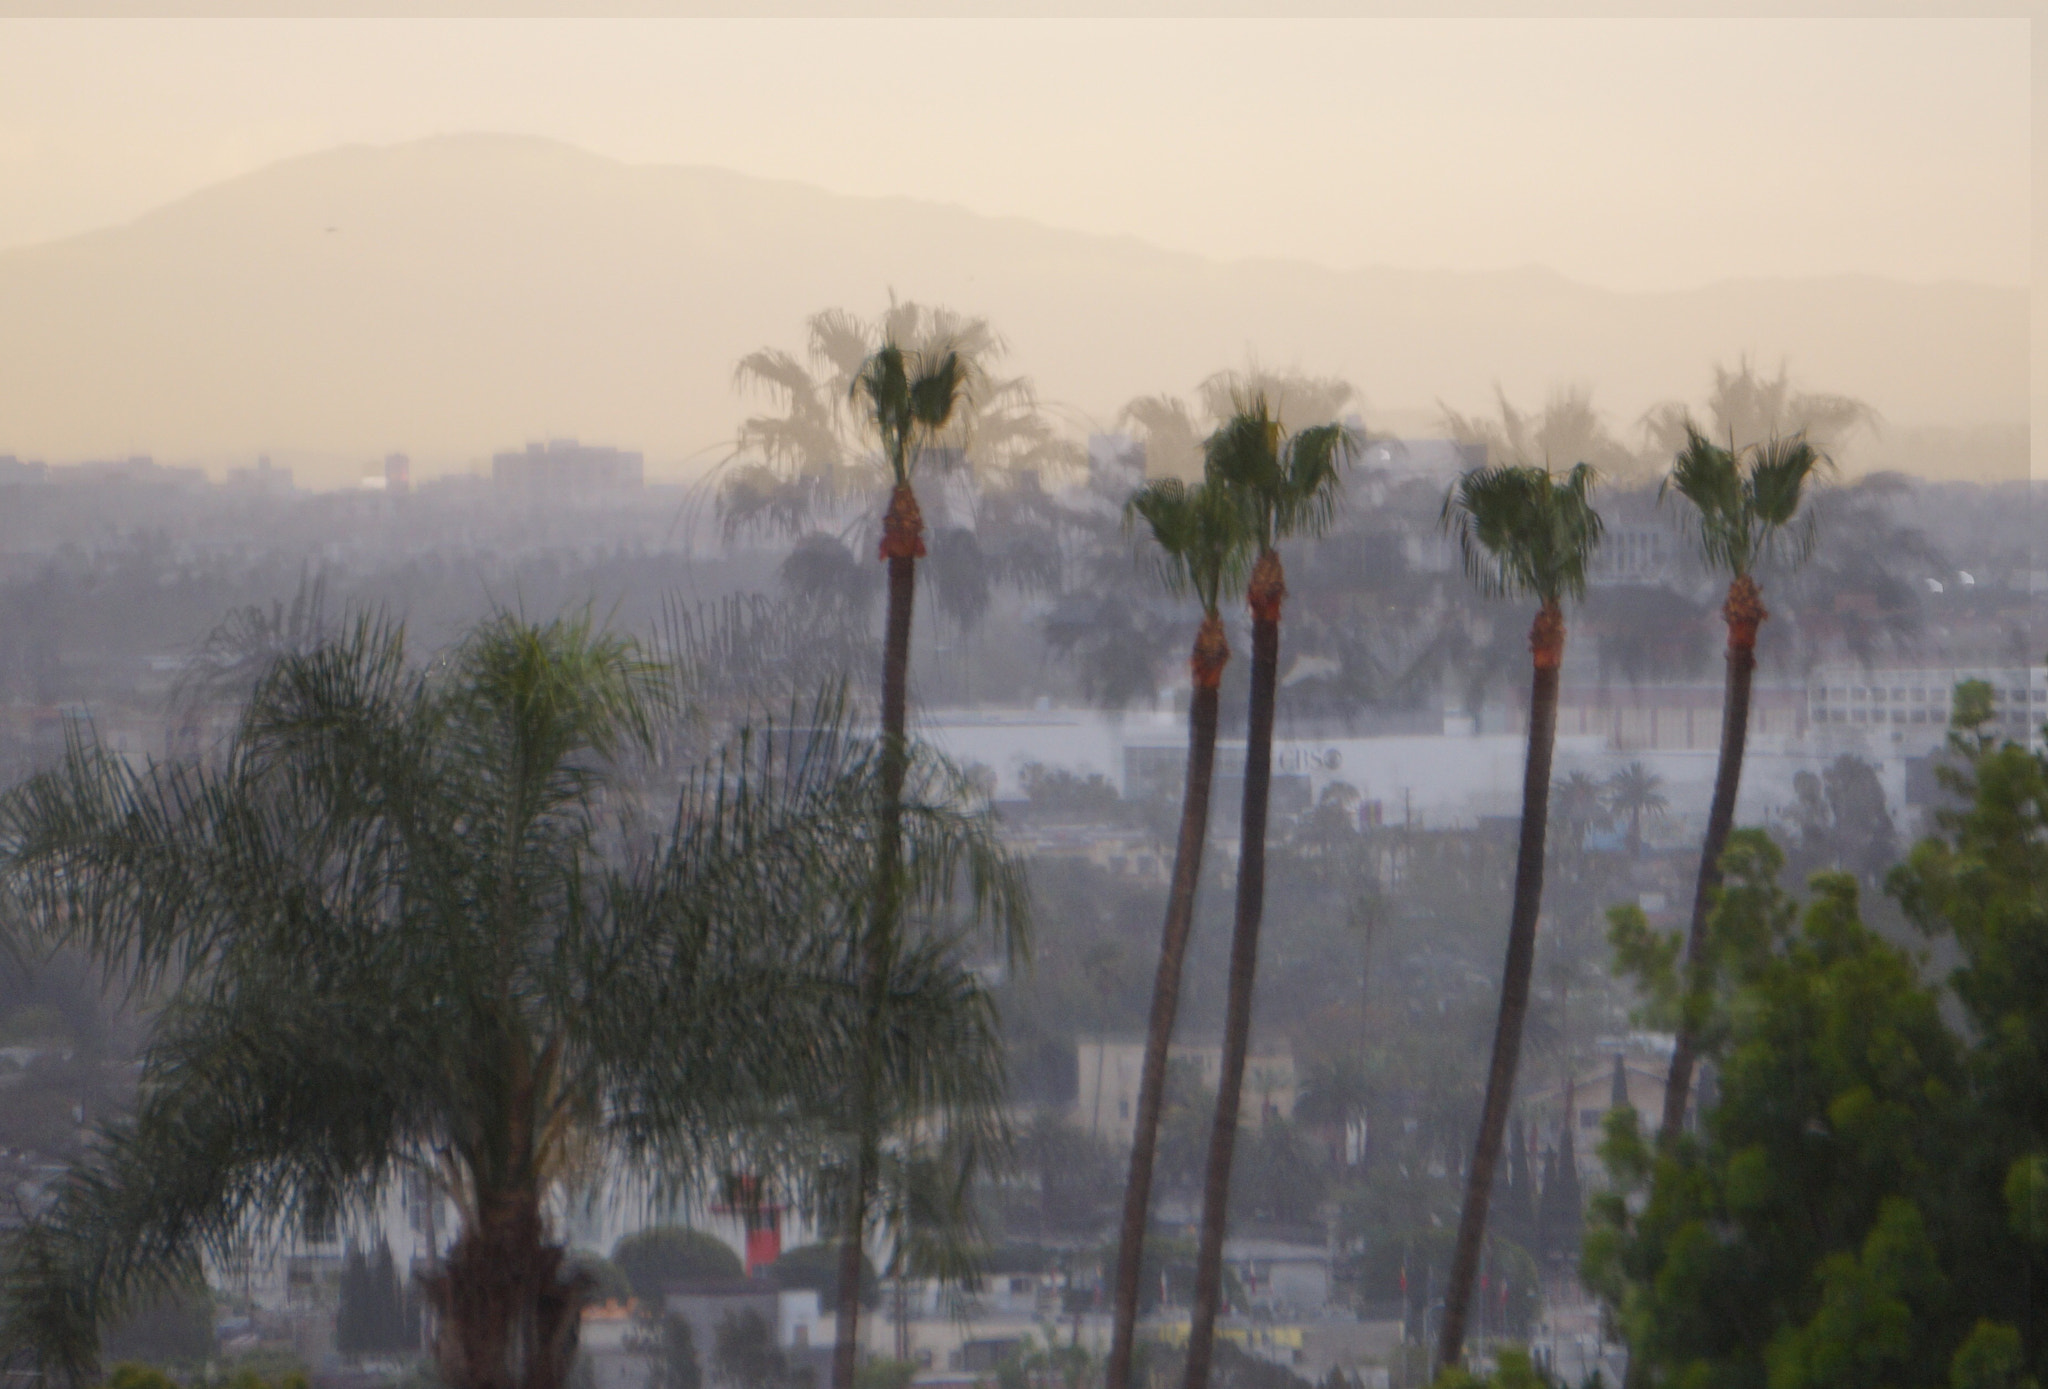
{"left": 1435, "top": 462, "right": 1603, "bottom": 1371}
{"left": 1181, "top": 394, "right": 1355, "bottom": 1389}
{"left": 834, "top": 332, "right": 978, "bottom": 1389}
{"left": 1654, "top": 425, "right": 1829, "bottom": 1144}
{"left": 1105, "top": 478, "right": 1251, "bottom": 1389}
{"left": 1603, "top": 761, "right": 1668, "bottom": 860}
{"left": 1549, "top": 771, "right": 1608, "bottom": 857}
{"left": 0, "top": 614, "right": 1025, "bottom": 1389}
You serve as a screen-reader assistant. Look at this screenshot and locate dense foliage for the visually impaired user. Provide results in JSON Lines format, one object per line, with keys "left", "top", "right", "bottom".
{"left": 1591, "top": 717, "right": 2048, "bottom": 1385}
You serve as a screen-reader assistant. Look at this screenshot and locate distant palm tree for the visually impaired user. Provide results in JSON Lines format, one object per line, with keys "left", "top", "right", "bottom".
{"left": 834, "top": 331, "right": 979, "bottom": 1389}
{"left": 1105, "top": 478, "right": 1251, "bottom": 1389}
{"left": 1603, "top": 761, "right": 1668, "bottom": 860}
{"left": 1549, "top": 771, "right": 1609, "bottom": 856}
{"left": 1182, "top": 393, "right": 1356, "bottom": 1389}
{"left": 1640, "top": 356, "right": 1874, "bottom": 459}
{"left": 1435, "top": 463, "right": 1603, "bottom": 1371}
{"left": 1654, "top": 425, "right": 1829, "bottom": 1145}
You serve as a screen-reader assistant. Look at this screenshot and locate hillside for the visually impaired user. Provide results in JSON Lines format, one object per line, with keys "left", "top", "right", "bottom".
{"left": 0, "top": 134, "right": 2026, "bottom": 486}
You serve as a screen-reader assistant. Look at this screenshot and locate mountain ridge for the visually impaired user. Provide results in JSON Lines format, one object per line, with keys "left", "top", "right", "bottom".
{"left": 0, "top": 133, "right": 2026, "bottom": 486}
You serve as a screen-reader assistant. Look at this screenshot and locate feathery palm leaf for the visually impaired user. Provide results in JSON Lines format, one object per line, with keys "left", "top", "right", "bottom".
{"left": 0, "top": 614, "right": 1024, "bottom": 1388}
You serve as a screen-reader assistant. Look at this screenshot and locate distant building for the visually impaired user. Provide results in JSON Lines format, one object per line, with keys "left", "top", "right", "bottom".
{"left": 1075, "top": 1037, "right": 1296, "bottom": 1149}
{"left": 1807, "top": 660, "right": 2046, "bottom": 755}
{"left": 227, "top": 455, "right": 294, "bottom": 494}
{"left": 59, "top": 455, "right": 204, "bottom": 488}
{"left": 492, "top": 439, "right": 644, "bottom": 492}
{"left": 384, "top": 453, "right": 412, "bottom": 495}
{"left": 0, "top": 455, "right": 47, "bottom": 485}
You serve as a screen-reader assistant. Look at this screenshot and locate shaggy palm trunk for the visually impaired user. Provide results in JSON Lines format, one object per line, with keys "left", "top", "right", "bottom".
{"left": 834, "top": 484, "right": 924, "bottom": 1389}
{"left": 1182, "top": 554, "right": 1285, "bottom": 1389}
{"left": 1106, "top": 615, "right": 1229, "bottom": 1389}
{"left": 1438, "top": 602, "right": 1565, "bottom": 1372}
{"left": 426, "top": 1193, "right": 584, "bottom": 1389}
{"left": 1659, "top": 574, "right": 1763, "bottom": 1143}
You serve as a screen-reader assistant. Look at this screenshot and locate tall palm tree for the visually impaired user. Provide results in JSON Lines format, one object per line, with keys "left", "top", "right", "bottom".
{"left": 1603, "top": 761, "right": 1668, "bottom": 860}
{"left": 1655, "top": 425, "right": 1829, "bottom": 1143}
{"left": 1105, "top": 478, "right": 1251, "bottom": 1389}
{"left": 1435, "top": 462, "right": 1603, "bottom": 1371}
{"left": 1181, "top": 394, "right": 1355, "bottom": 1389}
{"left": 833, "top": 334, "right": 978, "bottom": 1389}
{"left": 0, "top": 614, "right": 1024, "bottom": 1389}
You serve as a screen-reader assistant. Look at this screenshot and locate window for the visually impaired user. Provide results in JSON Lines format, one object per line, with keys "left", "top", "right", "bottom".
{"left": 1581, "top": 1108, "right": 1602, "bottom": 1129}
{"left": 1913, "top": 689, "right": 1926, "bottom": 702}
{"left": 1118, "top": 1099, "right": 1129, "bottom": 1120}
{"left": 1893, "top": 688, "right": 1906, "bottom": 700}
{"left": 1873, "top": 689, "right": 1887, "bottom": 703}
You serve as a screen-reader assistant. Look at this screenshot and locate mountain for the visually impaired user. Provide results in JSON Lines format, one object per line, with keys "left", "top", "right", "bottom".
{"left": 0, "top": 134, "right": 2027, "bottom": 487}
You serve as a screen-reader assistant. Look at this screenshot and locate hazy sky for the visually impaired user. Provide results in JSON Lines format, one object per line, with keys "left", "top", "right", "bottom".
{"left": 0, "top": 17, "right": 2030, "bottom": 293}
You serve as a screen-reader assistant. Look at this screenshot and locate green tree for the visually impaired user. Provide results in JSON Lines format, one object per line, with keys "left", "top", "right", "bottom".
{"left": 1105, "top": 476, "right": 1251, "bottom": 1389}
{"left": 1656, "top": 424, "right": 1831, "bottom": 1143}
{"left": 1182, "top": 390, "right": 1356, "bottom": 1389}
{"left": 0, "top": 614, "right": 1022, "bottom": 1389}
{"left": 612, "top": 1228, "right": 745, "bottom": 1304}
{"left": 1590, "top": 838, "right": 1965, "bottom": 1388}
{"left": 1435, "top": 460, "right": 1604, "bottom": 1371}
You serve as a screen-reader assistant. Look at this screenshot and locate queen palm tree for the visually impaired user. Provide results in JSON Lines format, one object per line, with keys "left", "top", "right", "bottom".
{"left": 1435, "top": 462, "right": 1603, "bottom": 1371}
{"left": 1105, "top": 478, "right": 1251, "bottom": 1389}
{"left": 1181, "top": 394, "right": 1355, "bottom": 1389}
{"left": 1603, "top": 761, "right": 1668, "bottom": 860}
{"left": 0, "top": 613, "right": 1024, "bottom": 1389}
{"left": 1654, "top": 425, "right": 1829, "bottom": 1144}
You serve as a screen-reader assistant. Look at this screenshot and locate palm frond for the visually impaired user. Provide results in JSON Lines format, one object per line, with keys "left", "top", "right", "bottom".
{"left": 1439, "top": 461, "right": 1604, "bottom": 604}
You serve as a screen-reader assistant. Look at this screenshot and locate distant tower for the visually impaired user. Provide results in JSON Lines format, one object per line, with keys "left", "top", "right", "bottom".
{"left": 384, "top": 453, "right": 412, "bottom": 496}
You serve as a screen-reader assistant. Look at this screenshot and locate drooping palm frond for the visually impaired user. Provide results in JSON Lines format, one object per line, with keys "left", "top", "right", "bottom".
{"left": 1122, "top": 478, "right": 1253, "bottom": 616}
{"left": 1200, "top": 392, "right": 1359, "bottom": 551}
{"left": 1439, "top": 462, "right": 1604, "bottom": 605}
{"left": 1660, "top": 422, "right": 1832, "bottom": 578}
{"left": 0, "top": 616, "right": 1025, "bottom": 1387}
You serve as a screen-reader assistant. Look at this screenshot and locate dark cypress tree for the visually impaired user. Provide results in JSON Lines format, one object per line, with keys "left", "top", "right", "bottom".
{"left": 1540, "top": 1124, "right": 1583, "bottom": 1265}
{"left": 337, "top": 1245, "right": 372, "bottom": 1358}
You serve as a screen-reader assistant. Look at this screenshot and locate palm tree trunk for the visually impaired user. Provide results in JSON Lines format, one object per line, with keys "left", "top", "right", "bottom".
{"left": 1659, "top": 575, "right": 1763, "bottom": 1143}
{"left": 427, "top": 1193, "right": 586, "bottom": 1389}
{"left": 1183, "top": 555, "right": 1285, "bottom": 1389}
{"left": 1107, "top": 616, "right": 1228, "bottom": 1389}
{"left": 1438, "top": 602, "right": 1564, "bottom": 1372}
{"left": 835, "top": 486, "right": 924, "bottom": 1389}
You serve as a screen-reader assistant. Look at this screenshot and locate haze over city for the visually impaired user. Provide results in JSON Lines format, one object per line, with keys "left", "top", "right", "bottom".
{"left": 0, "top": 15, "right": 2040, "bottom": 1389}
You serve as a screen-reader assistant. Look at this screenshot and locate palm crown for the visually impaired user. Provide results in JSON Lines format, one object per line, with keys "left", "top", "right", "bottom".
{"left": 1200, "top": 392, "right": 1356, "bottom": 552}
{"left": 851, "top": 340, "right": 973, "bottom": 490}
{"left": 1662, "top": 424, "right": 1831, "bottom": 578}
{"left": 1123, "top": 478, "right": 1252, "bottom": 617}
{"left": 1440, "top": 462, "right": 1605, "bottom": 605}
